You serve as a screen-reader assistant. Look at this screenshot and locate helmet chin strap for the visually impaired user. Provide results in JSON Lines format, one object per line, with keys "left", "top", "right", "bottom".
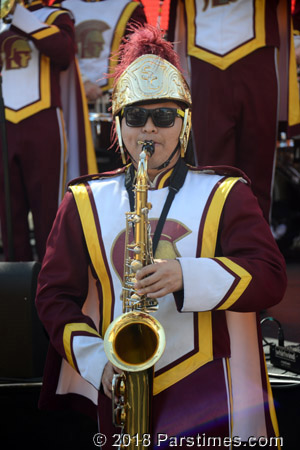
{"left": 152, "top": 141, "right": 180, "bottom": 170}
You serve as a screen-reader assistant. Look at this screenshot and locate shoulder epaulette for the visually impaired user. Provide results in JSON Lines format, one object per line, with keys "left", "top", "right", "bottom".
{"left": 188, "top": 164, "right": 250, "bottom": 185}
{"left": 67, "top": 166, "right": 127, "bottom": 187}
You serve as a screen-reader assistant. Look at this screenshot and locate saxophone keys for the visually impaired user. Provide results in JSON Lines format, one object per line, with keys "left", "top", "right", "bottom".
{"left": 132, "top": 214, "right": 141, "bottom": 223}
{"left": 131, "top": 259, "right": 143, "bottom": 271}
{"left": 130, "top": 293, "right": 141, "bottom": 302}
{"left": 133, "top": 245, "right": 141, "bottom": 255}
{"left": 120, "top": 406, "right": 127, "bottom": 425}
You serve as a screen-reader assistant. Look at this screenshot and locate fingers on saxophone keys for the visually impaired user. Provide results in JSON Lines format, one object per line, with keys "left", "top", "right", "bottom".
{"left": 135, "top": 282, "right": 161, "bottom": 297}
{"left": 134, "top": 277, "right": 152, "bottom": 293}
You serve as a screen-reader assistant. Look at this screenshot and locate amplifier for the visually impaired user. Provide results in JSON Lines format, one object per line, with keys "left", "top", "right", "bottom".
{"left": 0, "top": 261, "right": 48, "bottom": 379}
{"left": 270, "top": 343, "right": 300, "bottom": 374}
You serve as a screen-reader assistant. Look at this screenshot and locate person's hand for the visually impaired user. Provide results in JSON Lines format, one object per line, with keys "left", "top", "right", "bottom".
{"left": 134, "top": 259, "right": 183, "bottom": 298}
{"left": 84, "top": 80, "right": 102, "bottom": 101}
{"left": 101, "top": 361, "right": 122, "bottom": 399}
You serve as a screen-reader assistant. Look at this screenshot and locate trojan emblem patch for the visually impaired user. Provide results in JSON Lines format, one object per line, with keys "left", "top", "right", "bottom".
{"left": 111, "top": 218, "right": 191, "bottom": 281}
{"left": 75, "top": 20, "right": 110, "bottom": 58}
{"left": 2, "top": 36, "right": 31, "bottom": 70}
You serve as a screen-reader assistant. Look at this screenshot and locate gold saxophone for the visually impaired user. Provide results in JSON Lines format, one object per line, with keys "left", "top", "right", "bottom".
{"left": 104, "top": 140, "right": 166, "bottom": 449}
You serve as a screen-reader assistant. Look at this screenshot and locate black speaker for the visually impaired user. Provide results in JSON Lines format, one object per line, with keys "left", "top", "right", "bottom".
{"left": 272, "top": 382, "right": 300, "bottom": 448}
{"left": 0, "top": 261, "right": 48, "bottom": 379}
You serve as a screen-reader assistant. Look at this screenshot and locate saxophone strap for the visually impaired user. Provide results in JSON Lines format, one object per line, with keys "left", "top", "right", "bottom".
{"left": 125, "top": 158, "right": 188, "bottom": 255}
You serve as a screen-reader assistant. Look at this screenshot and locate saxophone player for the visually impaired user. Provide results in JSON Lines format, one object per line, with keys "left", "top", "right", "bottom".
{"left": 36, "top": 24, "right": 287, "bottom": 449}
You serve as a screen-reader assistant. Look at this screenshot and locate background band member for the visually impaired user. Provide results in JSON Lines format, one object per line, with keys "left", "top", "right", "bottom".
{"left": 61, "top": 0, "right": 146, "bottom": 102}
{"left": 168, "top": 0, "right": 300, "bottom": 222}
{"left": 0, "top": 0, "right": 97, "bottom": 261}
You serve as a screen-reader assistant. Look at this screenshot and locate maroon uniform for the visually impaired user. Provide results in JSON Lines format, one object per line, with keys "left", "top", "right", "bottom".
{"left": 0, "top": 1, "right": 97, "bottom": 261}
{"left": 168, "top": 0, "right": 300, "bottom": 221}
{"left": 36, "top": 164, "right": 286, "bottom": 448}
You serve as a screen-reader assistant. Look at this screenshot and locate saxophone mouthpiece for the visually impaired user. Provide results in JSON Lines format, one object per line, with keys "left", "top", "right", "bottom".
{"left": 137, "top": 140, "right": 155, "bottom": 156}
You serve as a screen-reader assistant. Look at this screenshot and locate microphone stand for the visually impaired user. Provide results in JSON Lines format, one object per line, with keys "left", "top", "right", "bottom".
{"left": 0, "top": 65, "right": 15, "bottom": 261}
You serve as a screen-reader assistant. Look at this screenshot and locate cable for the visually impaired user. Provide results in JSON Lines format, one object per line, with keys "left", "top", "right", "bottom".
{"left": 260, "top": 316, "right": 285, "bottom": 346}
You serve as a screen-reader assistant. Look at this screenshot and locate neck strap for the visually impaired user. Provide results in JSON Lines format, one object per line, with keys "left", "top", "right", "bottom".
{"left": 125, "top": 158, "right": 188, "bottom": 255}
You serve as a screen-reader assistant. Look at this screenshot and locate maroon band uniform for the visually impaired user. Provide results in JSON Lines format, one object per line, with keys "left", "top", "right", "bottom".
{"left": 168, "top": 0, "right": 300, "bottom": 221}
{"left": 0, "top": 1, "right": 97, "bottom": 261}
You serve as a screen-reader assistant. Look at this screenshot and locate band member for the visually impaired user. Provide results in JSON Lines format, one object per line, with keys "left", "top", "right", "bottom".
{"left": 0, "top": 0, "right": 97, "bottom": 262}
{"left": 36, "top": 25, "right": 287, "bottom": 449}
{"left": 60, "top": 0, "right": 146, "bottom": 172}
{"left": 61, "top": 0, "right": 146, "bottom": 102}
{"left": 168, "top": 0, "right": 300, "bottom": 222}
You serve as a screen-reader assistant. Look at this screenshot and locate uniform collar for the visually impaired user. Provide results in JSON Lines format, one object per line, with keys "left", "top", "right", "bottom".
{"left": 126, "top": 164, "right": 174, "bottom": 190}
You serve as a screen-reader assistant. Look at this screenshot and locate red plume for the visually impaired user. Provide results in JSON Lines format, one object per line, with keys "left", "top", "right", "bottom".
{"left": 112, "top": 23, "right": 181, "bottom": 86}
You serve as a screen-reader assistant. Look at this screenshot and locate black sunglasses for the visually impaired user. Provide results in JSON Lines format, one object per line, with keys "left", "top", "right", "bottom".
{"left": 121, "top": 106, "right": 184, "bottom": 128}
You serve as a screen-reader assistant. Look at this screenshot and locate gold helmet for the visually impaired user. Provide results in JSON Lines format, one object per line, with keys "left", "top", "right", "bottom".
{"left": 111, "top": 26, "right": 192, "bottom": 164}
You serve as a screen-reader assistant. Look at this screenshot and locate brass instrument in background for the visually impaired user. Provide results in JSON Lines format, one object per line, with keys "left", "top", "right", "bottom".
{"left": 104, "top": 140, "right": 165, "bottom": 450}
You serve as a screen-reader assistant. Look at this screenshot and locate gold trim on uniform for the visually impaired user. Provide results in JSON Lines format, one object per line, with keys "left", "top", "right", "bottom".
{"left": 105, "top": 2, "right": 140, "bottom": 91}
{"left": 263, "top": 356, "right": 281, "bottom": 439}
{"left": 216, "top": 257, "right": 252, "bottom": 309}
{"left": 288, "top": 26, "right": 300, "bottom": 127}
{"left": 63, "top": 322, "right": 101, "bottom": 369}
{"left": 71, "top": 176, "right": 252, "bottom": 395}
{"left": 153, "top": 176, "right": 243, "bottom": 395}
{"left": 70, "top": 184, "right": 114, "bottom": 338}
{"left": 75, "top": 58, "right": 98, "bottom": 173}
{"left": 32, "top": 25, "right": 59, "bottom": 40}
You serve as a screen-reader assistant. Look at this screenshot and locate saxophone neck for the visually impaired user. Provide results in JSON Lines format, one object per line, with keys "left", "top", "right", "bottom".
{"left": 136, "top": 140, "right": 154, "bottom": 184}
{"left": 138, "top": 140, "right": 155, "bottom": 157}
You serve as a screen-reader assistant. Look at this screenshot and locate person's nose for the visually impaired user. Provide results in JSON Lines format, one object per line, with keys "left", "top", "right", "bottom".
{"left": 142, "top": 115, "right": 157, "bottom": 133}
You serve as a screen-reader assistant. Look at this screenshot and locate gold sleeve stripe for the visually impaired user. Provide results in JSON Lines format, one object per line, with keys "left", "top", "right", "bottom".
{"left": 185, "top": 0, "right": 266, "bottom": 70}
{"left": 263, "top": 356, "right": 281, "bottom": 447}
{"left": 105, "top": 2, "right": 139, "bottom": 90}
{"left": 74, "top": 58, "right": 98, "bottom": 174}
{"left": 201, "top": 177, "right": 241, "bottom": 257}
{"left": 58, "top": 108, "right": 68, "bottom": 201}
{"left": 5, "top": 55, "right": 51, "bottom": 123}
{"left": 215, "top": 257, "right": 252, "bottom": 309}
{"left": 63, "top": 322, "right": 100, "bottom": 369}
{"left": 288, "top": 25, "right": 300, "bottom": 127}
{"left": 28, "top": 0, "right": 43, "bottom": 7}
{"left": 70, "top": 184, "right": 113, "bottom": 336}
{"left": 225, "top": 358, "right": 234, "bottom": 435}
{"left": 46, "top": 10, "right": 68, "bottom": 26}
{"left": 32, "top": 25, "right": 59, "bottom": 40}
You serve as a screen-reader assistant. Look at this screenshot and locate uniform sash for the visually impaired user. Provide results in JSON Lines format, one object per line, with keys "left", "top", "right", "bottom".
{"left": 2, "top": 7, "right": 65, "bottom": 122}
{"left": 185, "top": 0, "right": 266, "bottom": 70}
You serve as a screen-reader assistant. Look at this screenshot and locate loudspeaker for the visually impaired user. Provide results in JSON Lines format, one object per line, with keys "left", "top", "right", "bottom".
{"left": 0, "top": 261, "right": 48, "bottom": 379}
{"left": 272, "top": 382, "right": 300, "bottom": 447}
